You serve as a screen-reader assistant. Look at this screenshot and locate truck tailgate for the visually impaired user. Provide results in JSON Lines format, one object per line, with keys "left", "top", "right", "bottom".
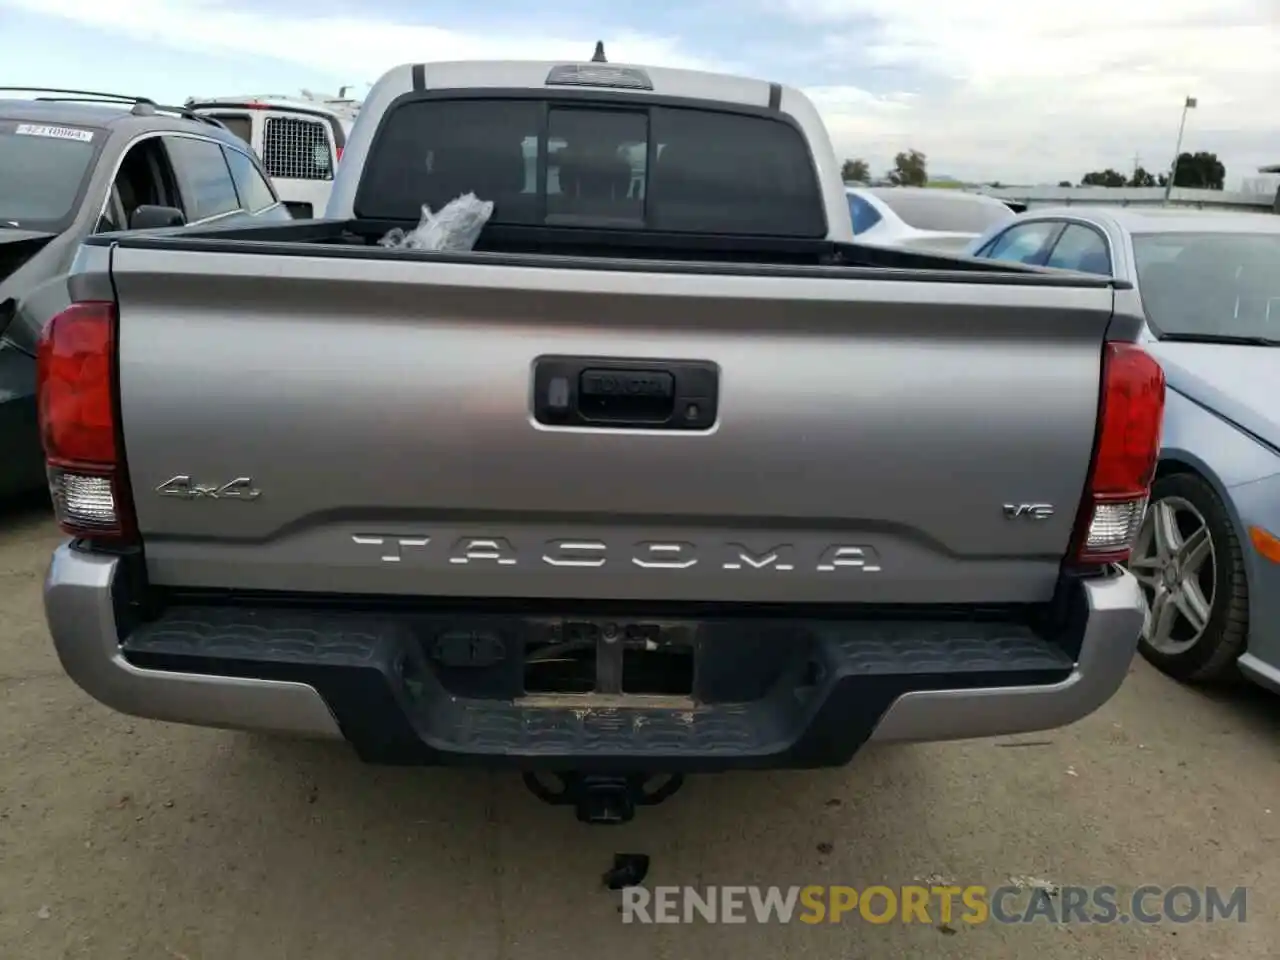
{"left": 111, "top": 246, "right": 1117, "bottom": 604}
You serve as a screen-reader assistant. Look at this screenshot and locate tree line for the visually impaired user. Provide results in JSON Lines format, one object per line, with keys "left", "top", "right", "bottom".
{"left": 841, "top": 150, "right": 1226, "bottom": 191}
{"left": 841, "top": 151, "right": 928, "bottom": 187}
{"left": 1070, "top": 152, "right": 1225, "bottom": 190}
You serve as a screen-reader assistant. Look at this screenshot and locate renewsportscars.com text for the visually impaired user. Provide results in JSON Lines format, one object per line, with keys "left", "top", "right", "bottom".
{"left": 620, "top": 885, "right": 1248, "bottom": 925}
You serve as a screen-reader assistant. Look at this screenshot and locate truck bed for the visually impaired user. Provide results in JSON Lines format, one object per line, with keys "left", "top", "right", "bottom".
{"left": 97, "top": 216, "right": 1130, "bottom": 278}
{"left": 84, "top": 220, "right": 1134, "bottom": 607}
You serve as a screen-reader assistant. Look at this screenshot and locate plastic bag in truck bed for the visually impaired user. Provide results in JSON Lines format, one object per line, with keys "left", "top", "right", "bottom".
{"left": 377, "top": 193, "right": 494, "bottom": 252}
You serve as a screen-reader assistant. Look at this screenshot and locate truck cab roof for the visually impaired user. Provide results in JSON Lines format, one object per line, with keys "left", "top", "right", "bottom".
{"left": 184, "top": 94, "right": 347, "bottom": 123}
{"left": 405, "top": 59, "right": 782, "bottom": 107}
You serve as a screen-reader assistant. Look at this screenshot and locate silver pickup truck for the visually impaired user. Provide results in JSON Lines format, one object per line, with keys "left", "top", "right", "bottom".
{"left": 40, "top": 56, "right": 1163, "bottom": 823}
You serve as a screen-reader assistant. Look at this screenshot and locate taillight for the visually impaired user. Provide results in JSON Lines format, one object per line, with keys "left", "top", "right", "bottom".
{"left": 1070, "top": 342, "right": 1166, "bottom": 565}
{"left": 335, "top": 145, "right": 343, "bottom": 163}
{"left": 36, "top": 301, "right": 136, "bottom": 542}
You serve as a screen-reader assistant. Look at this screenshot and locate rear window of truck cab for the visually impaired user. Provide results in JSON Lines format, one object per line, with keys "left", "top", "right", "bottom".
{"left": 355, "top": 97, "right": 826, "bottom": 238}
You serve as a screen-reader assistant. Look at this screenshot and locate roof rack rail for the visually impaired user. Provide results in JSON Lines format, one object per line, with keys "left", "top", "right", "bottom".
{"left": 0, "top": 87, "right": 230, "bottom": 129}
{"left": 30, "top": 96, "right": 142, "bottom": 106}
{"left": 183, "top": 95, "right": 347, "bottom": 122}
{"left": 145, "top": 102, "right": 232, "bottom": 129}
{"left": 0, "top": 86, "right": 156, "bottom": 104}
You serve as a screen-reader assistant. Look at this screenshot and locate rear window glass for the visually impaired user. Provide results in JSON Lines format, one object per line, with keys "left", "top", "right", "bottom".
{"left": 1134, "top": 232, "right": 1280, "bottom": 338}
{"left": 867, "top": 189, "right": 1015, "bottom": 233}
{"left": 356, "top": 98, "right": 825, "bottom": 237}
{"left": 0, "top": 119, "right": 101, "bottom": 231}
{"left": 209, "top": 114, "right": 252, "bottom": 145}
{"left": 262, "top": 115, "right": 333, "bottom": 181}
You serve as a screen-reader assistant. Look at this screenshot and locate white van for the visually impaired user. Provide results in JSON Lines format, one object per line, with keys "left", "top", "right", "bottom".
{"left": 185, "top": 95, "right": 349, "bottom": 219}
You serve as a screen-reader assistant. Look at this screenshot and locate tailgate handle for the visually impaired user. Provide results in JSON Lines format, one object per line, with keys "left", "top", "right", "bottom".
{"left": 579, "top": 369, "right": 674, "bottom": 421}
{"left": 533, "top": 356, "right": 719, "bottom": 430}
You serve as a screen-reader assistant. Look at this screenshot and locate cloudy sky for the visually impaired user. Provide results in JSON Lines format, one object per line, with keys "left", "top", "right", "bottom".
{"left": 2, "top": 0, "right": 1277, "bottom": 186}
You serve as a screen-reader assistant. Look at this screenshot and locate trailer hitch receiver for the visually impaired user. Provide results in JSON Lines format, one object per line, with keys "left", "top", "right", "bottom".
{"left": 522, "top": 772, "right": 685, "bottom": 824}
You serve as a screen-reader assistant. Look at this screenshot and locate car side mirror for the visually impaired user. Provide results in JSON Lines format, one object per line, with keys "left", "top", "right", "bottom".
{"left": 129, "top": 205, "right": 186, "bottom": 230}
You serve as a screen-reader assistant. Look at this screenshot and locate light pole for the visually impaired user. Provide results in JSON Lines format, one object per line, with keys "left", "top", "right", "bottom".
{"left": 1163, "top": 95, "right": 1197, "bottom": 204}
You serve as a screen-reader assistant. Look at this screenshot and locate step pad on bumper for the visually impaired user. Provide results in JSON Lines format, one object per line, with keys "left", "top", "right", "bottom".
{"left": 121, "top": 606, "right": 1074, "bottom": 770}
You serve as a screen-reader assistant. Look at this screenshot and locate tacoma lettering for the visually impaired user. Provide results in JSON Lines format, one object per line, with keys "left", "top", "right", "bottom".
{"left": 542, "top": 540, "right": 608, "bottom": 567}
{"left": 816, "top": 545, "right": 882, "bottom": 572}
{"left": 448, "top": 537, "right": 518, "bottom": 566}
{"left": 350, "top": 535, "right": 430, "bottom": 563}
{"left": 720, "top": 543, "right": 796, "bottom": 571}
{"left": 632, "top": 541, "right": 697, "bottom": 569}
{"left": 351, "top": 534, "right": 881, "bottom": 572}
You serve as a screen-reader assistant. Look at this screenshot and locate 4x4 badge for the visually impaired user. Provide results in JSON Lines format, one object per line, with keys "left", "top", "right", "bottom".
{"left": 155, "top": 475, "right": 261, "bottom": 500}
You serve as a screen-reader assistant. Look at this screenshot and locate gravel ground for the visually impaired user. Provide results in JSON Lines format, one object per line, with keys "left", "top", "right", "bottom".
{"left": 1, "top": 499, "right": 1277, "bottom": 959}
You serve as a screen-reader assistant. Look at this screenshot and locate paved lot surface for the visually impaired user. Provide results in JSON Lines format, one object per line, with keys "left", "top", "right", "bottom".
{"left": 1, "top": 499, "right": 1277, "bottom": 959}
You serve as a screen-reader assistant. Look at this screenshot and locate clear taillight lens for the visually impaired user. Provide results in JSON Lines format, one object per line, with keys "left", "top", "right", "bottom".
{"left": 36, "top": 301, "right": 136, "bottom": 542}
{"left": 1071, "top": 343, "right": 1166, "bottom": 565}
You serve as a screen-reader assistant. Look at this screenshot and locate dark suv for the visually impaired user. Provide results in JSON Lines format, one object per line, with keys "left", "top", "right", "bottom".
{"left": 1, "top": 89, "right": 289, "bottom": 500}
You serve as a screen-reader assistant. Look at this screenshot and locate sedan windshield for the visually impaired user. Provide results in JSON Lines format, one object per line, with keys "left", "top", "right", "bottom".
{"left": 0, "top": 120, "right": 101, "bottom": 231}
{"left": 1135, "top": 232, "right": 1280, "bottom": 343}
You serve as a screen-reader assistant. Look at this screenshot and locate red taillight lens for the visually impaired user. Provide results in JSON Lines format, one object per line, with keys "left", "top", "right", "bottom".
{"left": 36, "top": 301, "right": 135, "bottom": 542}
{"left": 1071, "top": 342, "right": 1166, "bottom": 565}
{"left": 335, "top": 145, "right": 343, "bottom": 163}
{"left": 38, "top": 302, "right": 116, "bottom": 463}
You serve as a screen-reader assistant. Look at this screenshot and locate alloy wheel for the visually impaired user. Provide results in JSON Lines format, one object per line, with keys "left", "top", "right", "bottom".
{"left": 1129, "top": 496, "right": 1217, "bottom": 656}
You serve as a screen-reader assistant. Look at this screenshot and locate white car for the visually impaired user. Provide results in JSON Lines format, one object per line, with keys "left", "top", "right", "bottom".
{"left": 186, "top": 94, "right": 350, "bottom": 219}
{"left": 846, "top": 186, "right": 1017, "bottom": 254}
